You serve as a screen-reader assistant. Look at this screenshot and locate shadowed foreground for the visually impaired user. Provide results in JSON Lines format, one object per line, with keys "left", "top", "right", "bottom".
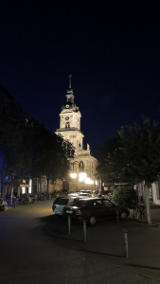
{"left": 0, "top": 201, "right": 160, "bottom": 283}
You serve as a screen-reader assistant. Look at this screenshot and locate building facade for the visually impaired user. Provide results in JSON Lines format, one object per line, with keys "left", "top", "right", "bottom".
{"left": 55, "top": 75, "right": 98, "bottom": 191}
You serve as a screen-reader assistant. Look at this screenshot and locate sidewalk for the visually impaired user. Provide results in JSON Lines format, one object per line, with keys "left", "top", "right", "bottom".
{"left": 43, "top": 207, "right": 160, "bottom": 283}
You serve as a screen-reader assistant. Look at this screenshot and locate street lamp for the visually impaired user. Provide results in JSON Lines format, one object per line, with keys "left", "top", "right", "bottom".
{"left": 84, "top": 177, "right": 94, "bottom": 185}
{"left": 78, "top": 172, "right": 87, "bottom": 182}
{"left": 70, "top": 173, "right": 77, "bottom": 179}
{"left": 70, "top": 171, "right": 96, "bottom": 191}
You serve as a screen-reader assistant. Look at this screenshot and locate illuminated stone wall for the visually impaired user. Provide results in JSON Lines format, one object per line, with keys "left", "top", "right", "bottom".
{"left": 55, "top": 82, "right": 98, "bottom": 191}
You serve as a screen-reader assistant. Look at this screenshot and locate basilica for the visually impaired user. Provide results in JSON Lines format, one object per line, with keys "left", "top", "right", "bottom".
{"left": 55, "top": 75, "right": 98, "bottom": 191}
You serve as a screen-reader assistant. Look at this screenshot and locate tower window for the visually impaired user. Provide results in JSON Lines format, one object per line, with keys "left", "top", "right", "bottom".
{"left": 79, "top": 161, "right": 84, "bottom": 170}
{"left": 65, "top": 122, "right": 70, "bottom": 128}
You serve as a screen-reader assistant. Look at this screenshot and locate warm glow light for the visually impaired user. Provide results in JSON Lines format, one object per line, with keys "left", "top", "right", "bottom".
{"left": 22, "top": 187, "right": 25, "bottom": 194}
{"left": 70, "top": 172, "right": 94, "bottom": 184}
{"left": 79, "top": 172, "right": 87, "bottom": 182}
{"left": 29, "top": 179, "right": 32, "bottom": 194}
{"left": 70, "top": 173, "right": 77, "bottom": 179}
{"left": 84, "top": 177, "right": 94, "bottom": 185}
{"left": 95, "top": 180, "right": 98, "bottom": 185}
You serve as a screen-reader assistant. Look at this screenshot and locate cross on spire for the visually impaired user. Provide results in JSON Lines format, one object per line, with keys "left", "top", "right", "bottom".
{"left": 69, "top": 74, "right": 72, "bottom": 89}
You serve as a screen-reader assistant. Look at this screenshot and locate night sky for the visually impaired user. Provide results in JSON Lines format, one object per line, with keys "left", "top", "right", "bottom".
{"left": 0, "top": 4, "right": 160, "bottom": 155}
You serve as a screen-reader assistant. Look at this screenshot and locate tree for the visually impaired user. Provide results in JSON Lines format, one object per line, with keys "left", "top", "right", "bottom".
{"left": 98, "top": 118, "right": 160, "bottom": 224}
{"left": 31, "top": 125, "right": 72, "bottom": 181}
{"left": 0, "top": 85, "right": 32, "bottom": 194}
{"left": 97, "top": 138, "right": 120, "bottom": 183}
{"left": 112, "top": 186, "right": 138, "bottom": 209}
{"left": 0, "top": 84, "right": 72, "bottom": 195}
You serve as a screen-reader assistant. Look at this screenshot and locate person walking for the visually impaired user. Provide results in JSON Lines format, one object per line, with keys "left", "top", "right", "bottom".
{"left": 13, "top": 195, "right": 16, "bottom": 208}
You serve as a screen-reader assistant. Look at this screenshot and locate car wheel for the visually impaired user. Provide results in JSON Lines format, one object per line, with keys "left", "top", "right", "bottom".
{"left": 120, "top": 211, "right": 128, "bottom": 219}
{"left": 89, "top": 216, "right": 96, "bottom": 225}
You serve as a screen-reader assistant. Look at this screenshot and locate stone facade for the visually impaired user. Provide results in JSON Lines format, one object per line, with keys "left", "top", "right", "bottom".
{"left": 56, "top": 76, "right": 98, "bottom": 191}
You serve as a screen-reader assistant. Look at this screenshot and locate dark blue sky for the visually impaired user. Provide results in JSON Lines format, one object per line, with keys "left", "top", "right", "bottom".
{"left": 0, "top": 3, "right": 160, "bottom": 154}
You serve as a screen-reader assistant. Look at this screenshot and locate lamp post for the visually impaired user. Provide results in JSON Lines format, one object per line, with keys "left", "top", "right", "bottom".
{"left": 98, "top": 179, "right": 103, "bottom": 197}
{"left": 69, "top": 171, "right": 87, "bottom": 191}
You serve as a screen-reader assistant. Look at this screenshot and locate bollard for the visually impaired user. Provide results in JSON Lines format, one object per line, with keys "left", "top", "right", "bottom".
{"left": 68, "top": 215, "right": 71, "bottom": 235}
{"left": 83, "top": 219, "right": 87, "bottom": 242}
{"left": 123, "top": 229, "right": 128, "bottom": 258}
{"left": 116, "top": 208, "right": 119, "bottom": 224}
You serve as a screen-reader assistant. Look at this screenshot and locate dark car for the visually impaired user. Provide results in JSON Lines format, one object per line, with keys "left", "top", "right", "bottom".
{"left": 64, "top": 198, "right": 129, "bottom": 225}
{"left": 52, "top": 197, "right": 80, "bottom": 216}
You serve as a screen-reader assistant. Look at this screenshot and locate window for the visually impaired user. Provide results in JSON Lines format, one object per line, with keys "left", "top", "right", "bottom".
{"left": 92, "top": 200, "right": 102, "bottom": 206}
{"left": 79, "top": 161, "right": 84, "bottom": 170}
{"left": 65, "top": 122, "right": 70, "bottom": 128}
{"left": 103, "top": 200, "right": 113, "bottom": 208}
{"left": 55, "top": 198, "right": 69, "bottom": 205}
{"left": 97, "top": 200, "right": 103, "bottom": 205}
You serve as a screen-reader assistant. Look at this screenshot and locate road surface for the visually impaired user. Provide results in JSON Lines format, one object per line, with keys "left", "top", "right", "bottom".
{"left": 0, "top": 201, "right": 160, "bottom": 283}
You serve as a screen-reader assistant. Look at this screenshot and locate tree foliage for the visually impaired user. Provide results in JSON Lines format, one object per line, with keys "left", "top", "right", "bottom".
{"left": 112, "top": 186, "right": 138, "bottom": 209}
{"left": 97, "top": 138, "right": 120, "bottom": 182}
{"left": 98, "top": 117, "right": 160, "bottom": 186}
{"left": 0, "top": 84, "right": 72, "bottom": 185}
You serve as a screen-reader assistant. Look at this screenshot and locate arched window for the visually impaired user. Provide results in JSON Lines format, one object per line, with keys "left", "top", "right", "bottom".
{"left": 65, "top": 122, "right": 70, "bottom": 128}
{"left": 79, "top": 161, "right": 85, "bottom": 170}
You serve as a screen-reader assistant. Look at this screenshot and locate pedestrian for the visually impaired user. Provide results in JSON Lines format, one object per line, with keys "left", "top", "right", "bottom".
{"left": 13, "top": 195, "right": 16, "bottom": 208}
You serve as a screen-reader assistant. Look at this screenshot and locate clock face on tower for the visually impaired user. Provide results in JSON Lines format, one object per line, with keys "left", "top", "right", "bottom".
{"left": 65, "top": 116, "right": 69, "bottom": 120}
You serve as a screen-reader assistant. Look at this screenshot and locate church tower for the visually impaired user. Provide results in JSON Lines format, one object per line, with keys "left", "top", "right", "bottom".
{"left": 56, "top": 74, "right": 84, "bottom": 152}
{"left": 56, "top": 75, "right": 98, "bottom": 191}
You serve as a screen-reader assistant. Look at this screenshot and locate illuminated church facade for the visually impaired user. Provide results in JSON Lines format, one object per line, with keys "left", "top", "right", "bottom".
{"left": 55, "top": 75, "right": 98, "bottom": 190}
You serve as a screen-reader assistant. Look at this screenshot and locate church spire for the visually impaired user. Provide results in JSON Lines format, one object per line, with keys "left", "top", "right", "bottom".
{"left": 69, "top": 74, "right": 72, "bottom": 89}
{"left": 66, "top": 74, "right": 74, "bottom": 105}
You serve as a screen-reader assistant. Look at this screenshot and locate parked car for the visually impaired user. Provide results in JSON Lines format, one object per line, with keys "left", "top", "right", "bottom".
{"left": 64, "top": 198, "right": 129, "bottom": 225}
{"left": 52, "top": 197, "right": 80, "bottom": 216}
{"left": 80, "top": 190, "right": 96, "bottom": 197}
{"left": 68, "top": 190, "right": 95, "bottom": 199}
{"left": 68, "top": 193, "right": 90, "bottom": 199}
{"left": 0, "top": 198, "right": 8, "bottom": 211}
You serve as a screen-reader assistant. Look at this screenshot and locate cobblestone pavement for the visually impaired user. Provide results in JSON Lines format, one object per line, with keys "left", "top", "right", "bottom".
{"left": 0, "top": 202, "right": 160, "bottom": 283}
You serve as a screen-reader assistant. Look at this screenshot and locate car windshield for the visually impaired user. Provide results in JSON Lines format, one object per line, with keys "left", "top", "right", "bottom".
{"left": 55, "top": 198, "right": 69, "bottom": 205}
{"left": 67, "top": 198, "right": 79, "bottom": 205}
{"left": 74, "top": 199, "right": 90, "bottom": 207}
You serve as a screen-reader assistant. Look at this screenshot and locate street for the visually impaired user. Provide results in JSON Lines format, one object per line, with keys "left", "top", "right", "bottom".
{"left": 0, "top": 201, "right": 160, "bottom": 283}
